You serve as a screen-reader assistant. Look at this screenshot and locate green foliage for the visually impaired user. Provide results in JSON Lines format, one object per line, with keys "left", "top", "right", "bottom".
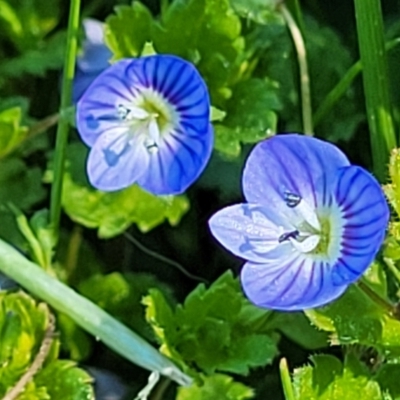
{"left": 0, "top": 107, "right": 28, "bottom": 158}
{"left": 305, "top": 266, "right": 400, "bottom": 361}
{"left": 105, "top": 2, "right": 153, "bottom": 60}
{"left": 0, "top": 0, "right": 60, "bottom": 50}
{"left": 292, "top": 354, "right": 383, "bottom": 400}
{"left": 0, "top": 32, "right": 66, "bottom": 78}
{"left": 0, "top": 157, "right": 46, "bottom": 210}
{"left": 0, "top": 291, "right": 94, "bottom": 398}
{"left": 267, "top": 312, "right": 329, "bottom": 350}
{"left": 143, "top": 270, "right": 278, "bottom": 375}
{"left": 79, "top": 272, "right": 174, "bottom": 340}
{"left": 214, "top": 79, "right": 279, "bottom": 156}
{"left": 384, "top": 148, "right": 400, "bottom": 217}
{"left": 45, "top": 142, "right": 190, "bottom": 238}
{"left": 177, "top": 373, "right": 254, "bottom": 400}
{"left": 230, "top": 0, "right": 282, "bottom": 24}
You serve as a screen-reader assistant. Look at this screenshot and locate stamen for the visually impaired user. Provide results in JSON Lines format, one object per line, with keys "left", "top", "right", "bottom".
{"left": 279, "top": 230, "right": 299, "bottom": 243}
{"left": 289, "top": 234, "right": 320, "bottom": 253}
{"left": 295, "top": 200, "right": 321, "bottom": 231}
{"left": 284, "top": 192, "right": 301, "bottom": 208}
{"left": 117, "top": 104, "right": 150, "bottom": 121}
{"left": 145, "top": 139, "right": 159, "bottom": 154}
{"left": 148, "top": 117, "right": 161, "bottom": 144}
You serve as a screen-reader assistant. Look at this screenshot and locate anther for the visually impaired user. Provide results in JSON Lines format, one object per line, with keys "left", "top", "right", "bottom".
{"left": 145, "top": 139, "right": 159, "bottom": 154}
{"left": 279, "top": 230, "right": 299, "bottom": 243}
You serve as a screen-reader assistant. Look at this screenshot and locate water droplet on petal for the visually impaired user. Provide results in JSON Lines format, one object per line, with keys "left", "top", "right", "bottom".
{"left": 284, "top": 192, "right": 301, "bottom": 208}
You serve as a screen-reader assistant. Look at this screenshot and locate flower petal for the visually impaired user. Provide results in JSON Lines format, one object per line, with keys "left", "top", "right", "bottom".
{"left": 77, "top": 19, "right": 111, "bottom": 72}
{"left": 241, "top": 257, "right": 348, "bottom": 311}
{"left": 87, "top": 129, "right": 149, "bottom": 191}
{"left": 138, "top": 123, "right": 213, "bottom": 195}
{"left": 331, "top": 166, "right": 389, "bottom": 285}
{"left": 243, "top": 134, "right": 350, "bottom": 209}
{"left": 76, "top": 59, "right": 143, "bottom": 147}
{"left": 209, "top": 203, "right": 295, "bottom": 263}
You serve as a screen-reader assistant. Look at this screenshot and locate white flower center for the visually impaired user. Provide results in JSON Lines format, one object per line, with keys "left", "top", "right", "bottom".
{"left": 279, "top": 192, "right": 344, "bottom": 260}
{"left": 116, "top": 88, "right": 178, "bottom": 154}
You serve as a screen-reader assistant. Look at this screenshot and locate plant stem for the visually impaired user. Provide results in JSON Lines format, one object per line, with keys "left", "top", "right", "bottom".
{"left": 354, "top": 0, "right": 396, "bottom": 181}
{"left": 384, "top": 257, "right": 400, "bottom": 285}
{"left": 3, "top": 313, "right": 55, "bottom": 400}
{"left": 49, "top": 0, "right": 81, "bottom": 240}
{"left": 65, "top": 225, "right": 83, "bottom": 278}
{"left": 0, "top": 238, "right": 192, "bottom": 387}
{"left": 279, "top": 358, "right": 295, "bottom": 400}
{"left": 280, "top": 3, "right": 313, "bottom": 136}
{"left": 357, "top": 278, "right": 394, "bottom": 315}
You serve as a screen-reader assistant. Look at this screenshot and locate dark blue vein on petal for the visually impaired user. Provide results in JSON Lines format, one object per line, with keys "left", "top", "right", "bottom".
{"left": 342, "top": 229, "right": 380, "bottom": 241}
{"left": 140, "top": 59, "right": 150, "bottom": 88}
{"left": 152, "top": 56, "right": 160, "bottom": 92}
{"left": 271, "top": 258, "right": 305, "bottom": 305}
{"left": 164, "top": 140, "right": 186, "bottom": 180}
{"left": 155, "top": 60, "right": 173, "bottom": 95}
{"left": 284, "top": 259, "right": 316, "bottom": 307}
{"left": 286, "top": 145, "right": 317, "bottom": 206}
{"left": 340, "top": 247, "right": 374, "bottom": 258}
{"left": 171, "top": 80, "right": 202, "bottom": 105}
{"left": 160, "top": 62, "right": 186, "bottom": 96}
{"left": 341, "top": 240, "right": 373, "bottom": 251}
{"left": 344, "top": 213, "right": 386, "bottom": 229}
{"left": 343, "top": 199, "right": 383, "bottom": 219}
{"left": 170, "top": 133, "right": 202, "bottom": 169}
{"left": 271, "top": 144, "right": 302, "bottom": 199}
{"left": 166, "top": 72, "right": 194, "bottom": 104}
{"left": 176, "top": 96, "right": 206, "bottom": 112}
{"left": 336, "top": 257, "right": 360, "bottom": 277}
{"left": 313, "top": 149, "right": 329, "bottom": 206}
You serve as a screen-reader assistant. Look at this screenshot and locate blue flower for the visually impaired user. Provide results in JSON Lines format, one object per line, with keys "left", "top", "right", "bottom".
{"left": 76, "top": 54, "right": 213, "bottom": 195}
{"left": 73, "top": 19, "right": 112, "bottom": 102}
{"left": 209, "top": 134, "right": 389, "bottom": 311}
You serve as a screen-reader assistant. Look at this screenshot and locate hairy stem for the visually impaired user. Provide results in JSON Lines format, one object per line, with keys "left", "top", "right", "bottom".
{"left": 49, "top": 0, "right": 81, "bottom": 239}
{"left": 358, "top": 278, "right": 395, "bottom": 315}
{"left": 280, "top": 3, "right": 313, "bottom": 135}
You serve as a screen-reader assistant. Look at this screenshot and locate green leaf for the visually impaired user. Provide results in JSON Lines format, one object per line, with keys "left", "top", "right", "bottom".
{"left": 105, "top": 2, "right": 153, "bottom": 60}
{"left": 0, "top": 0, "right": 60, "bottom": 50}
{"left": 384, "top": 148, "right": 400, "bottom": 217}
{"left": 0, "top": 31, "right": 66, "bottom": 78}
{"left": 292, "top": 354, "right": 382, "bottom": 400}
{"left": 46, "top": 142, "right": 189, "bottom": 238}
{"left": 375, "top": 364, "right": 400, "bottom": 400}
{"left": 79, "top": 272, "right": 174, "bottom": 340}
{"left": 143, "top": 271, "right": 278, "bottom": 375}
{"left": 0, "top": 291, "right": 51, "bottom": 394}
{"left": 267, "top": 312, "right": 329, "bottom": 350}
{"left": 177, "top": 373, "right": 254, "bottom": 400}
{"left": 214, "top": 79, "right": 278, "bottom": 157}
{"left": 0, "top": 107, "right": 28, "bottom": 158}
{"left": 0, "top": 157, "right": 46, "bottom": 210}
{"left": 153, "top": 0, "right": 207, "bottom": 59}
{"left": 305, "top": 279, "right": 400, "bottom": 361}
{"left": 230, "top": 0, "right": 282, "bottom": 25}
{"left": 57, "top": 313, "right": 92, "bottom": 361}
{"left": 34, "top": 360, "right": 94, "bottom": 400}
